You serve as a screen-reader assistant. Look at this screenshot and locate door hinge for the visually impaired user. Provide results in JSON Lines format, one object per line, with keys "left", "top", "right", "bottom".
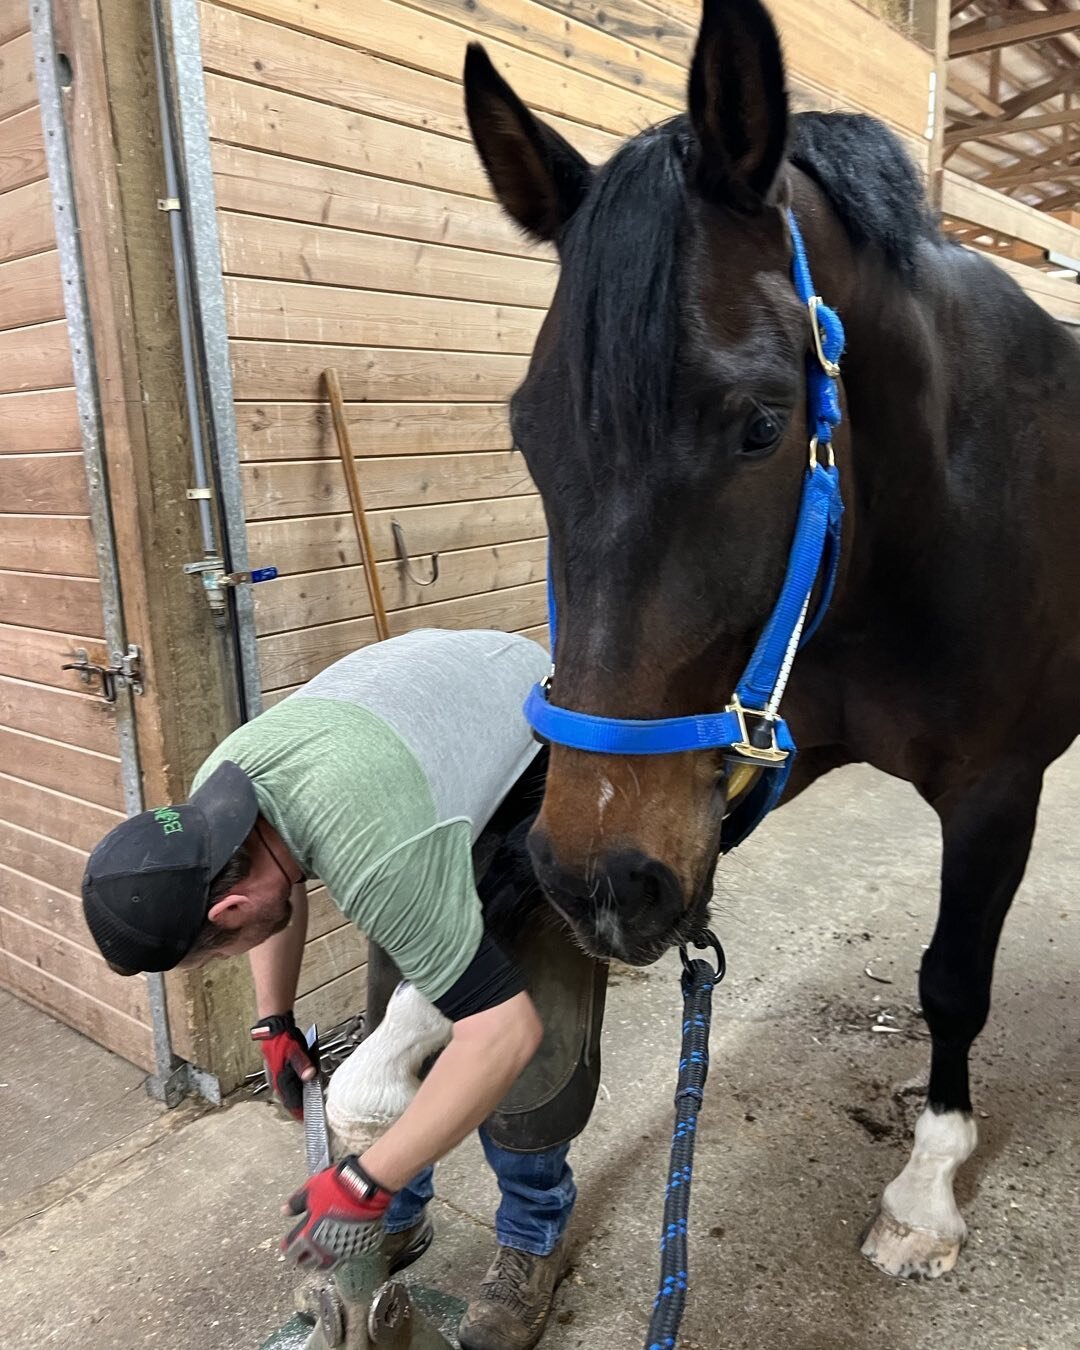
{"left": 62, "top": 644, "right": 144, "bottom": 703}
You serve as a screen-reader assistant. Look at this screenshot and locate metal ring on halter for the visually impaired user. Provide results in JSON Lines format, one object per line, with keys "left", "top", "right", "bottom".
{"left": 807, "top": 295, "right": 841, "bottom": 379}
{"left": 808, "top": 435, "right": 835, "bottom": 470}
{"left": 679, "top": 930, "right": 726, "bottom": 981}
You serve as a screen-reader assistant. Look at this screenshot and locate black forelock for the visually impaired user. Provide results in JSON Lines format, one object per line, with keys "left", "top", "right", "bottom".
{"left": 556, "top": 117, "right": 689, "bottom": 459}
{"left": 789, "top": 111, "right": 939, "bottom": 278}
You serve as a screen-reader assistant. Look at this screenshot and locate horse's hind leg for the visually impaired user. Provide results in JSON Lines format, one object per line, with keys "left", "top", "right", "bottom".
{"left": 861, "top": 761, "right": 1042, "bottom": 1279}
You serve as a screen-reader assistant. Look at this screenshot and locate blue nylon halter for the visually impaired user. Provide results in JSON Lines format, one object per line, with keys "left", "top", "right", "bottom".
{"left": 525, "top": 210, "right": 845, "bottom": 850}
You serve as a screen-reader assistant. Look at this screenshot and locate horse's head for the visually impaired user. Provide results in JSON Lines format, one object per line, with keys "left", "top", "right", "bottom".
{"left": 466, "top": 0, "right": 836, "bottom": 963}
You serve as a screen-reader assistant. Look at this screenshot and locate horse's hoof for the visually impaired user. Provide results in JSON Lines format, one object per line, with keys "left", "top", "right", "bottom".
{"left": 860, "top": 1207, "right": 962, "bottom": 1280}
{"left": 293, "top": 1270, "right": 331, "bottom": 1319}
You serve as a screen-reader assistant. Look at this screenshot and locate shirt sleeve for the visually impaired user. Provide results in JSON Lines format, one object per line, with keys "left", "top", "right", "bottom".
{"left": 351, "top": 820, "right": 484, "bottom": 1004}
{"left": 432, "top": 930, "right": 525, "bottom": 1021}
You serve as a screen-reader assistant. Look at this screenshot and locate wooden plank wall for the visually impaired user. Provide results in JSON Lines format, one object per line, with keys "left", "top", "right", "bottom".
{"left": 0, "top": 0, "right": 156, "bottom": 1068}
{"left": 197, "top": 0, "right": 934, "bottom": 1027}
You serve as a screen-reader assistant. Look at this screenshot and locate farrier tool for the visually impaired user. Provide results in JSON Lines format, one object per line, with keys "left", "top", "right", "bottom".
{"left": 262, "top": 1028, "right": 461, "bottom": 1350}
{"left": 304, "top": 1025, "right": 331, "bottom": 1175}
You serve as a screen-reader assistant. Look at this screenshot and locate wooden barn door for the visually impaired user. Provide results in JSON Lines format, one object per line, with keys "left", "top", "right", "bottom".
{"left": 0, "top": 0, "right": 257, "bottom": 1100}
{"left": 0, "top": 0, "right": 162, "bottom": 1072}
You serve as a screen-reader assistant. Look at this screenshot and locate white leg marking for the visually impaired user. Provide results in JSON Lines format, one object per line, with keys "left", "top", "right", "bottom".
{"left": 861, "top": 1108, "right": 978, "bottom": 1279}
{"left": 326, "top": 983, "right": 451, "bottom": 1149}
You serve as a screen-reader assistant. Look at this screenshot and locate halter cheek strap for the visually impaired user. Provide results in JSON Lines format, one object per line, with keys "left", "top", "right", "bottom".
{"left": 525, "top": 210, "right": 845, "bottom": 850}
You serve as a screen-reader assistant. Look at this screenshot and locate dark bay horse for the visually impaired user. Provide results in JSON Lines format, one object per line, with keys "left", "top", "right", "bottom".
{"left": 464, "top": 0, "right": 1080, "bottom": 1283}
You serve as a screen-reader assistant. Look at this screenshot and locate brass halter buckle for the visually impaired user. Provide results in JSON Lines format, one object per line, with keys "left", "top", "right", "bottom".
{"left": 724, "top": 696, "right": 790, "bottom": 765}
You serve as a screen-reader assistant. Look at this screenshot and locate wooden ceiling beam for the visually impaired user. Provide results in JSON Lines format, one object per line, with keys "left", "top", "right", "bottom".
{"left": 948, "top": 73, "right": 1005, "bottom": 118}
{"left": 1013, "top": 0, "right": 1080, "bottom": 73}
{"left": 980, "top": 139, "right": 1080, "bottom": 183}
{"left": 974, "top": 145, "right": 1016, "bottom": 173}
{"left": 945, "top": 105, "right": 1080, "bottom": 145}
{"left": 944, "top": 68, "right": 1079, "bottom": 161}
{"left": 986, "top": 164, "right": 1080, "bottom": 190}
{"left": 951, "top": 10, "right": 1080, "bottom": 58}
{"left": 1038, "top": 186, "right": 1080, "bottom": 211}
{"left": 989, "top": 48, "right": 1003, "bottom": 104}
{"left": 992, "top": 68, "right": 1077, "bottom": 120}
{"left": 949, "top": 140, "right": 1016, "bottom": 174}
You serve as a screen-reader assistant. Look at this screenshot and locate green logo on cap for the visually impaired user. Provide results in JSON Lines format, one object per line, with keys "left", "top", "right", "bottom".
{"left": 154, "top": 807, "right": 184, "bottom": 837}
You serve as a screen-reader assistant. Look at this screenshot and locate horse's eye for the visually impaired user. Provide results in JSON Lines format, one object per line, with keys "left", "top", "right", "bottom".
{"left": 740, "top": 409, "right": 784, "bottom": 457}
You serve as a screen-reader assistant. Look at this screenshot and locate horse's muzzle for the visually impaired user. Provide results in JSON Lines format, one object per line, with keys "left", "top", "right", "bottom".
{"left": 528, "top": 831, "right": 689, "bottom": 964}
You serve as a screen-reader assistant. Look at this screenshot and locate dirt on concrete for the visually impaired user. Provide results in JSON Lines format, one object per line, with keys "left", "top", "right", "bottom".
{"left": 0, "top": 754, "right": 1076, "bottom": 1349}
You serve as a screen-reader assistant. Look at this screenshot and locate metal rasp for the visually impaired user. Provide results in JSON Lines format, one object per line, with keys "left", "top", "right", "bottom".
{"left": 304, "top": 1023, "right": 331, "bottom": 1175}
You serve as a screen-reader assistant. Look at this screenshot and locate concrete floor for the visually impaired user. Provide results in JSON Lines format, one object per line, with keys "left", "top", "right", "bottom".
{"left": 0, "top": 988, "right": 163, "bottom": 1204}
{"left": 0, "top": 753, "right": 1076, "bottom": 1349}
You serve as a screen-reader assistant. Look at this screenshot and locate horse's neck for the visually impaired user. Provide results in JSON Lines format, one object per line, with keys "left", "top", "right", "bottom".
{"left": 796, "top": 206, "right": 1080, "bottom": 754}
{"left": 813, "top": 232, "right": 952, "bottom": 592}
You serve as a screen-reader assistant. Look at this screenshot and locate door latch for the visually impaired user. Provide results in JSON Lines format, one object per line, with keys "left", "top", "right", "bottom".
{"left": 62, "top": 644, "right": 143, "bottom": 703}
{"left": 183, "top": 557, "right": 278, "bottom": 613}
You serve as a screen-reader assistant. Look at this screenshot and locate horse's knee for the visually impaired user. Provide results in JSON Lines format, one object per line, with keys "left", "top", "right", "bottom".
{"left": 918, "top": 948, "right": 989, "bottom": 1047}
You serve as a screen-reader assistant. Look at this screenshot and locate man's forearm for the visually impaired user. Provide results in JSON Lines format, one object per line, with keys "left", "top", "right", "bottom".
{"left": 250, "top": 882, "right": 309, "bottom": 1017}
{"left": 358, "top": 991, "right": 541, "bottom": 1193}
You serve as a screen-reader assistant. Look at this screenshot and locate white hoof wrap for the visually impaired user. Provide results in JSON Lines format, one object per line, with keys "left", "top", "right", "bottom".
{"left": 861, "top": 1108, "right": 977, "bottom": 1280}
{"left": 325, "top": 983, "right": 452, "bottom": 1153}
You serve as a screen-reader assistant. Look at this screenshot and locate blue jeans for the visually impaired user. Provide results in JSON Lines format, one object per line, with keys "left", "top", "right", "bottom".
{"left": 384, "top": 1127, "right": 575, "bottom": 1258}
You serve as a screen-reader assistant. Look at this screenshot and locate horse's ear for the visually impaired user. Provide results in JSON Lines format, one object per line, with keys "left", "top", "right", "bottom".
{"left": 688, "top": 0, "right": 789, "bottom": 210}
{"left": 465, "top": 44, "right": 592, "bottom": 242}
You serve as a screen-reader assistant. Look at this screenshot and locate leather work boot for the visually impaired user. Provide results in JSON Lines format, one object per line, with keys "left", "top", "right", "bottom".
{"left": 381, "top": 1215, "right": 435, "bottom": 1273}
{"left": 458, "top": 1239, "right": 568, "bottom": 1350}
{"left": 293, "top": 1218, "right": 434, "bottom": 1318}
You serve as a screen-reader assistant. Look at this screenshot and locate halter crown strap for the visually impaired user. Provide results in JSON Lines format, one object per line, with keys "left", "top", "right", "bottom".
{"left": 526, "top": 209, "right": 846, "bottom": 850}
{"left": 788, "top": 213, "right": 844, "bottom": 448}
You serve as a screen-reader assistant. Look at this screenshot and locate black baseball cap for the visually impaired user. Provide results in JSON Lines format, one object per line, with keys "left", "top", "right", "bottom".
{"left": 82, "top": 761, "right": 260, "bottom": 973}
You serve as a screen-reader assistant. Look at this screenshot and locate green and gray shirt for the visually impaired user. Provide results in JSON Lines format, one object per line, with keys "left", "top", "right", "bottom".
{"left": 193, "top": 629, "right": 548, "bottom": 1002}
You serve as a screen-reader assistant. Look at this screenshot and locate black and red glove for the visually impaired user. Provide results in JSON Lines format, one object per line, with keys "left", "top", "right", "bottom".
{"left": 250, "top": 1012, "right": 318, "bottom": 1121}
{"left": 281, "top": 1156, "right": 394, "bottom": 1270}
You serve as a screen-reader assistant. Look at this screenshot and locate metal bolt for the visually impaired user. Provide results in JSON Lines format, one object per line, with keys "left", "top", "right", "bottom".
{"left": 317, "top": 1284, "right": 346, "bottom": 1347}
{"left": 368, "top": 1281, "right": 413, "bottom": 1343}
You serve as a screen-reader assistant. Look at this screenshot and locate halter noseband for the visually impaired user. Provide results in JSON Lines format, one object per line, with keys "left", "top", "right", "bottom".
{"left": 523, "top": 210, "right": 845, "bottom": 851}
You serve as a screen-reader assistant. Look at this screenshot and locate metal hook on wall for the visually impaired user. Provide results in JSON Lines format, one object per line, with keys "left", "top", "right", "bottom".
{"left": 391, "top": 521, "right": 440, "bottom": 587}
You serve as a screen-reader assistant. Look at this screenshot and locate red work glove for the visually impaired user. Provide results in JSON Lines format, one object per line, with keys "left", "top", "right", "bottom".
{"left": 250, "top": 1012, "right": 318, "bottom": 1121}
{"left": 282, "top": 1156, "right": 394, "bottom": 1270}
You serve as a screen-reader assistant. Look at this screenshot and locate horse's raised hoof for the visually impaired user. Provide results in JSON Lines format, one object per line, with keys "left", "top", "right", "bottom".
{"left": 860, "top": 1207, "right": 963, "bottom": 1280}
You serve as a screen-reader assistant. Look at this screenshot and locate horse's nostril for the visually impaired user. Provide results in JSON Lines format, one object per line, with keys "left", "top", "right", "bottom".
{"left": 601, "top": 850, "right": 684, "bottom": 934}
{"left": 636, "top": 866, "right": 665, "bottom": 908}
{"left": 525, "top": 830, "right": 687, "bottom": 955}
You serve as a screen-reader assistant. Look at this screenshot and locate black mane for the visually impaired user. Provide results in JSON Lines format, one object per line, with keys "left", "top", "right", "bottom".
{"left": 553, "top": 110, "right": 937, "bottom": 452}
{"left": 789, "top": 111, "right": 939, "bottom": 278}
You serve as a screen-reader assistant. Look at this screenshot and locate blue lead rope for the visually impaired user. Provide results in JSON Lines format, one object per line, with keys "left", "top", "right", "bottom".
{"left": 644, "top": 935, "right": 725, "bottom": 1350}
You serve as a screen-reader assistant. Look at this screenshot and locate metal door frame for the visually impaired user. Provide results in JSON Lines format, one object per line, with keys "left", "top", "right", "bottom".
{"left": 32, "top": 0, "right": 222, "bottom": 1106}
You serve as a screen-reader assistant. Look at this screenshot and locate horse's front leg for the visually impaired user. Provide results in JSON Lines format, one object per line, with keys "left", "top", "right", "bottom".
{"left": 861, "top": 760, "right": 1043, "bottom": 1279}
